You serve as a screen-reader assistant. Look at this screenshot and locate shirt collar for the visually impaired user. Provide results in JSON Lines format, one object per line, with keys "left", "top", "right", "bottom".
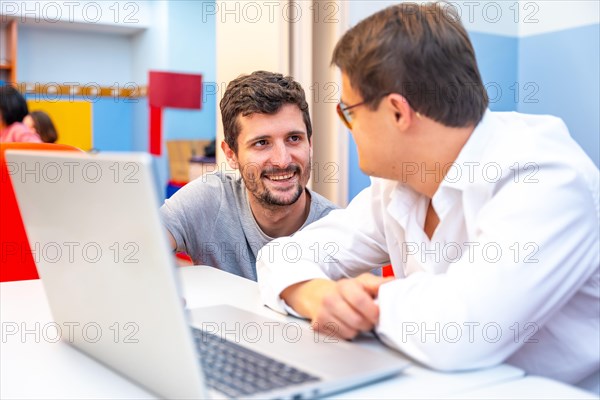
{"left": 387, "top": 180, "right": 422, "bottom": 227}
{"left": 384, "top": 110, "right": 495, "bottom": 223}
{"left": 437, "top": 109, "right": 495, "bottom": 193}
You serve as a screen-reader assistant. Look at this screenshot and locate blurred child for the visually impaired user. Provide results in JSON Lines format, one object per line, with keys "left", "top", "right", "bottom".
{"left": 24, "top": 110, "right": 58, "bottom": 143}
{"left": 0, "top": 85, "right": 41, "bottom": 143}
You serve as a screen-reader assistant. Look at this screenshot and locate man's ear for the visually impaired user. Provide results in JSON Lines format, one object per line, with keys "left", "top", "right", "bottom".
{"left": 388, "top": 94, "right": 416, "bottom": 130}
{"left": 221, "top": 140, "right": 239, "bottom": 170}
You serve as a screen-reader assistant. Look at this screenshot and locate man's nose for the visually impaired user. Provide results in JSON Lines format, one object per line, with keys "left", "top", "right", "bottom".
{"left": 270, "top": 142, "right": 292, "bottom": 167}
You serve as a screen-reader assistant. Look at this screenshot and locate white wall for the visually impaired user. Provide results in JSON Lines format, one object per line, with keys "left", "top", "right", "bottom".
{"left": 347, "top": 0, "right": 600, "bottom": 38}
{"left": 215, "top": 0, "right": 290, "bottom": 172}
{"left": 311, "top": 1, "right": 348, "bottom": 205}
{"left": 214, "top": 0, "right": 349, "bottom": 205}
{"left": 518, "top": 0, "right": 600, "bottom": 37}
{"left": 18, "top": 25, "right": 133, "bottom": 85}
{"left": 6, "top": 0, "right": 156, "bottom": 85}
{"left": 347, "top": 1, "right": 519, "bottom": 36}
{"left": 0, "top": 0, "right": 150, "bottom": 30}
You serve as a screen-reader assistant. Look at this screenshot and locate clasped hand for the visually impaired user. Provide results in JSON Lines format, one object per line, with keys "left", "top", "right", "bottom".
{"left": 281, "top": 273, "right": 393, "bottom": 340}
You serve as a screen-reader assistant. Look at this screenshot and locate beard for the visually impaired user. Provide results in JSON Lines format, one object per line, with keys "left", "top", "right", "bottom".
{"left": 259, "top": 183, "right": 304, "bottom": 206}
{"left": 242, "top": 160, "right": 311, "bottom": 207}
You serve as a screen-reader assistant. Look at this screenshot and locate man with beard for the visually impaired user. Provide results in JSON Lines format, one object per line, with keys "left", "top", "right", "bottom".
{"left": 160, "top": 71, "right": 337, "bottom": 281}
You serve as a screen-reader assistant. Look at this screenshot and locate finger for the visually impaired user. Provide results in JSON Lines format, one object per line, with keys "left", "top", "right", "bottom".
{"left": 356, "top": 273, "right": 394, "bottom": 297}
{"left": 322, "top": 288, "right": 374, "bottom": 333}
{"left": 338, "top": 279, "right": 380, "bottom": 327}
{"left": 312, "top": 312, "right": 358, "bottom": 340}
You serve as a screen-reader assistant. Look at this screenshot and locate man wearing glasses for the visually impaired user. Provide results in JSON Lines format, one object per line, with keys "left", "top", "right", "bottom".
{"left": 257, "top": 3, "right": 599, "bottom": 392}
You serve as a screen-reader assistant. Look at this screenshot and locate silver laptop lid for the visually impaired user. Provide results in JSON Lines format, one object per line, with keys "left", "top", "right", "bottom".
{"left": 8, "top": 150, "right": 409, "bottom": 399}
{"left": 7, "top": 150, "right": 206, "bottom": 399}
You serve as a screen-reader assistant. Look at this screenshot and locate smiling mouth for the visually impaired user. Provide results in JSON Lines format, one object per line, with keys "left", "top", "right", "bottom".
{"left": 264, "top": 171, "right": 296, "bottom": 181}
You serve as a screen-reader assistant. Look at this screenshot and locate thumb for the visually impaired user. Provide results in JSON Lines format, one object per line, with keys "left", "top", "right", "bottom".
{"left": 356, "top": 273, "right": 394, "bottom": 297}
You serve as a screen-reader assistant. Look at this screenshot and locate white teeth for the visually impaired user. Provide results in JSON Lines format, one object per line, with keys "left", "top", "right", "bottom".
{"left": 267, "top": 173, "right": 294, "bottom": 181}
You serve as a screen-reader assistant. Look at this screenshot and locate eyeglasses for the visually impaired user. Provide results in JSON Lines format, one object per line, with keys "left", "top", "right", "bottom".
{"left": 336, "top": 100, "right": 366, "bottom": 130}
{"left": 336, "top": 94, "right": 419, "bottom": 130}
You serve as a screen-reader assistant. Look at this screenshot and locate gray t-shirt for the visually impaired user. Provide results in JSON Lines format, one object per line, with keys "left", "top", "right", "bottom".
{"left": 160, "top": 171, "right": 338, "bottom": 280}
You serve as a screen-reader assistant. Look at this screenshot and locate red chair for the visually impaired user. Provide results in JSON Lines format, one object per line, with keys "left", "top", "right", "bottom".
{"left": 0, "top": 142, "right": 83, "bottom": 282}
{"left": 382, "top": 264, "right": 395, "bottom": 278}
{"left": 175, "top": 252, "right": 194, "bottom": 267}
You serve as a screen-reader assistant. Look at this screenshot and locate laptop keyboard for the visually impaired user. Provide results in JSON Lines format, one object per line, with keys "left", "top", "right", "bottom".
{"left": 192, "top": 328, "right": 321, "bottom": 397}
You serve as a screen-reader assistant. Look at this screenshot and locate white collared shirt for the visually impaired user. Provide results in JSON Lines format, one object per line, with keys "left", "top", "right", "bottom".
{"left": 257, "top": 110, "right": 600, "bottom": 388}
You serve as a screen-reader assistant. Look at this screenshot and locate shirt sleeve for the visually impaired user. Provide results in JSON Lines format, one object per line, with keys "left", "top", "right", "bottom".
{"left": 376, "top": 160, "right": 599, "bottom": 371}
{"left": 257, "top": 182, "right": 391, "bottom": 314}
{"left": 159, "top": 175, "right": 223, "bottom": 255}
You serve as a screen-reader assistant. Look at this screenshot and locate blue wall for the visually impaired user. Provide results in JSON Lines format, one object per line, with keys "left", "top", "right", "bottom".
{"left": 93, "top": 99, "right": 134, "bottom": 151}
{"left": 163, "top": 1, "right": 216, "bottom": 142}
{"left": 518, "top": 24, "right": 600, "bottom": 166}
{"left": 132, "top": 97, "right": 149, "bottom": 151}
{"left": 470, "top": 32, "right": 519, "bottom": 112}
{"left": 348, "top": 135, "right": 371, "bottom": 200}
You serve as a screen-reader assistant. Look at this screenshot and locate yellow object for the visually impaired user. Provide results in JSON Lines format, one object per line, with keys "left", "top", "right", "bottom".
{"left": 26, "top": 100, "right": 92, "bottom": 151}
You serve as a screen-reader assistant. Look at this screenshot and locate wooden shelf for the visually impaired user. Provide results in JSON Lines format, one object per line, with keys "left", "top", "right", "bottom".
{"left": 0, "top": 20, "right": 17, "bottom": 83}
{"left": 15, "top": 82, "right": 147, "bottom": 99}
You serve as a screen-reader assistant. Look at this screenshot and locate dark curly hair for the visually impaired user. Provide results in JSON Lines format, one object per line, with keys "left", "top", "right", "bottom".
{"left": 220, "top": 71, "right": 312, "bottom": 153}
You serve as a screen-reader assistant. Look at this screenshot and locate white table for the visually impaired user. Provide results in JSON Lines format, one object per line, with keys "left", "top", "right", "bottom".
{"left": 0, "top": 266, "right": 586, "bottom": 399}
{"left": 449, "top": 376, "right": 598, "bottom": 399}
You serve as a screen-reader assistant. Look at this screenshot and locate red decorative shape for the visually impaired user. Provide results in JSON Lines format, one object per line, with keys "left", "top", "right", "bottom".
{"left": 149, "top": 71, "right": 202, "bottom": 109}
{"left": 0, "top": 160, "right": 38, "bottom": 282}
{"left": 0, "top": 143, "right": 82, "bottom": 282}
{"left": 149, "top": 105, "right": 162, "bottom": 156}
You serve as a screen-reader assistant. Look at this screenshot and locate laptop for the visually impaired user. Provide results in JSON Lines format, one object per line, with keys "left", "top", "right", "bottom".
{"left": 7, "top": 150, "right": 409, "bottom": 399}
